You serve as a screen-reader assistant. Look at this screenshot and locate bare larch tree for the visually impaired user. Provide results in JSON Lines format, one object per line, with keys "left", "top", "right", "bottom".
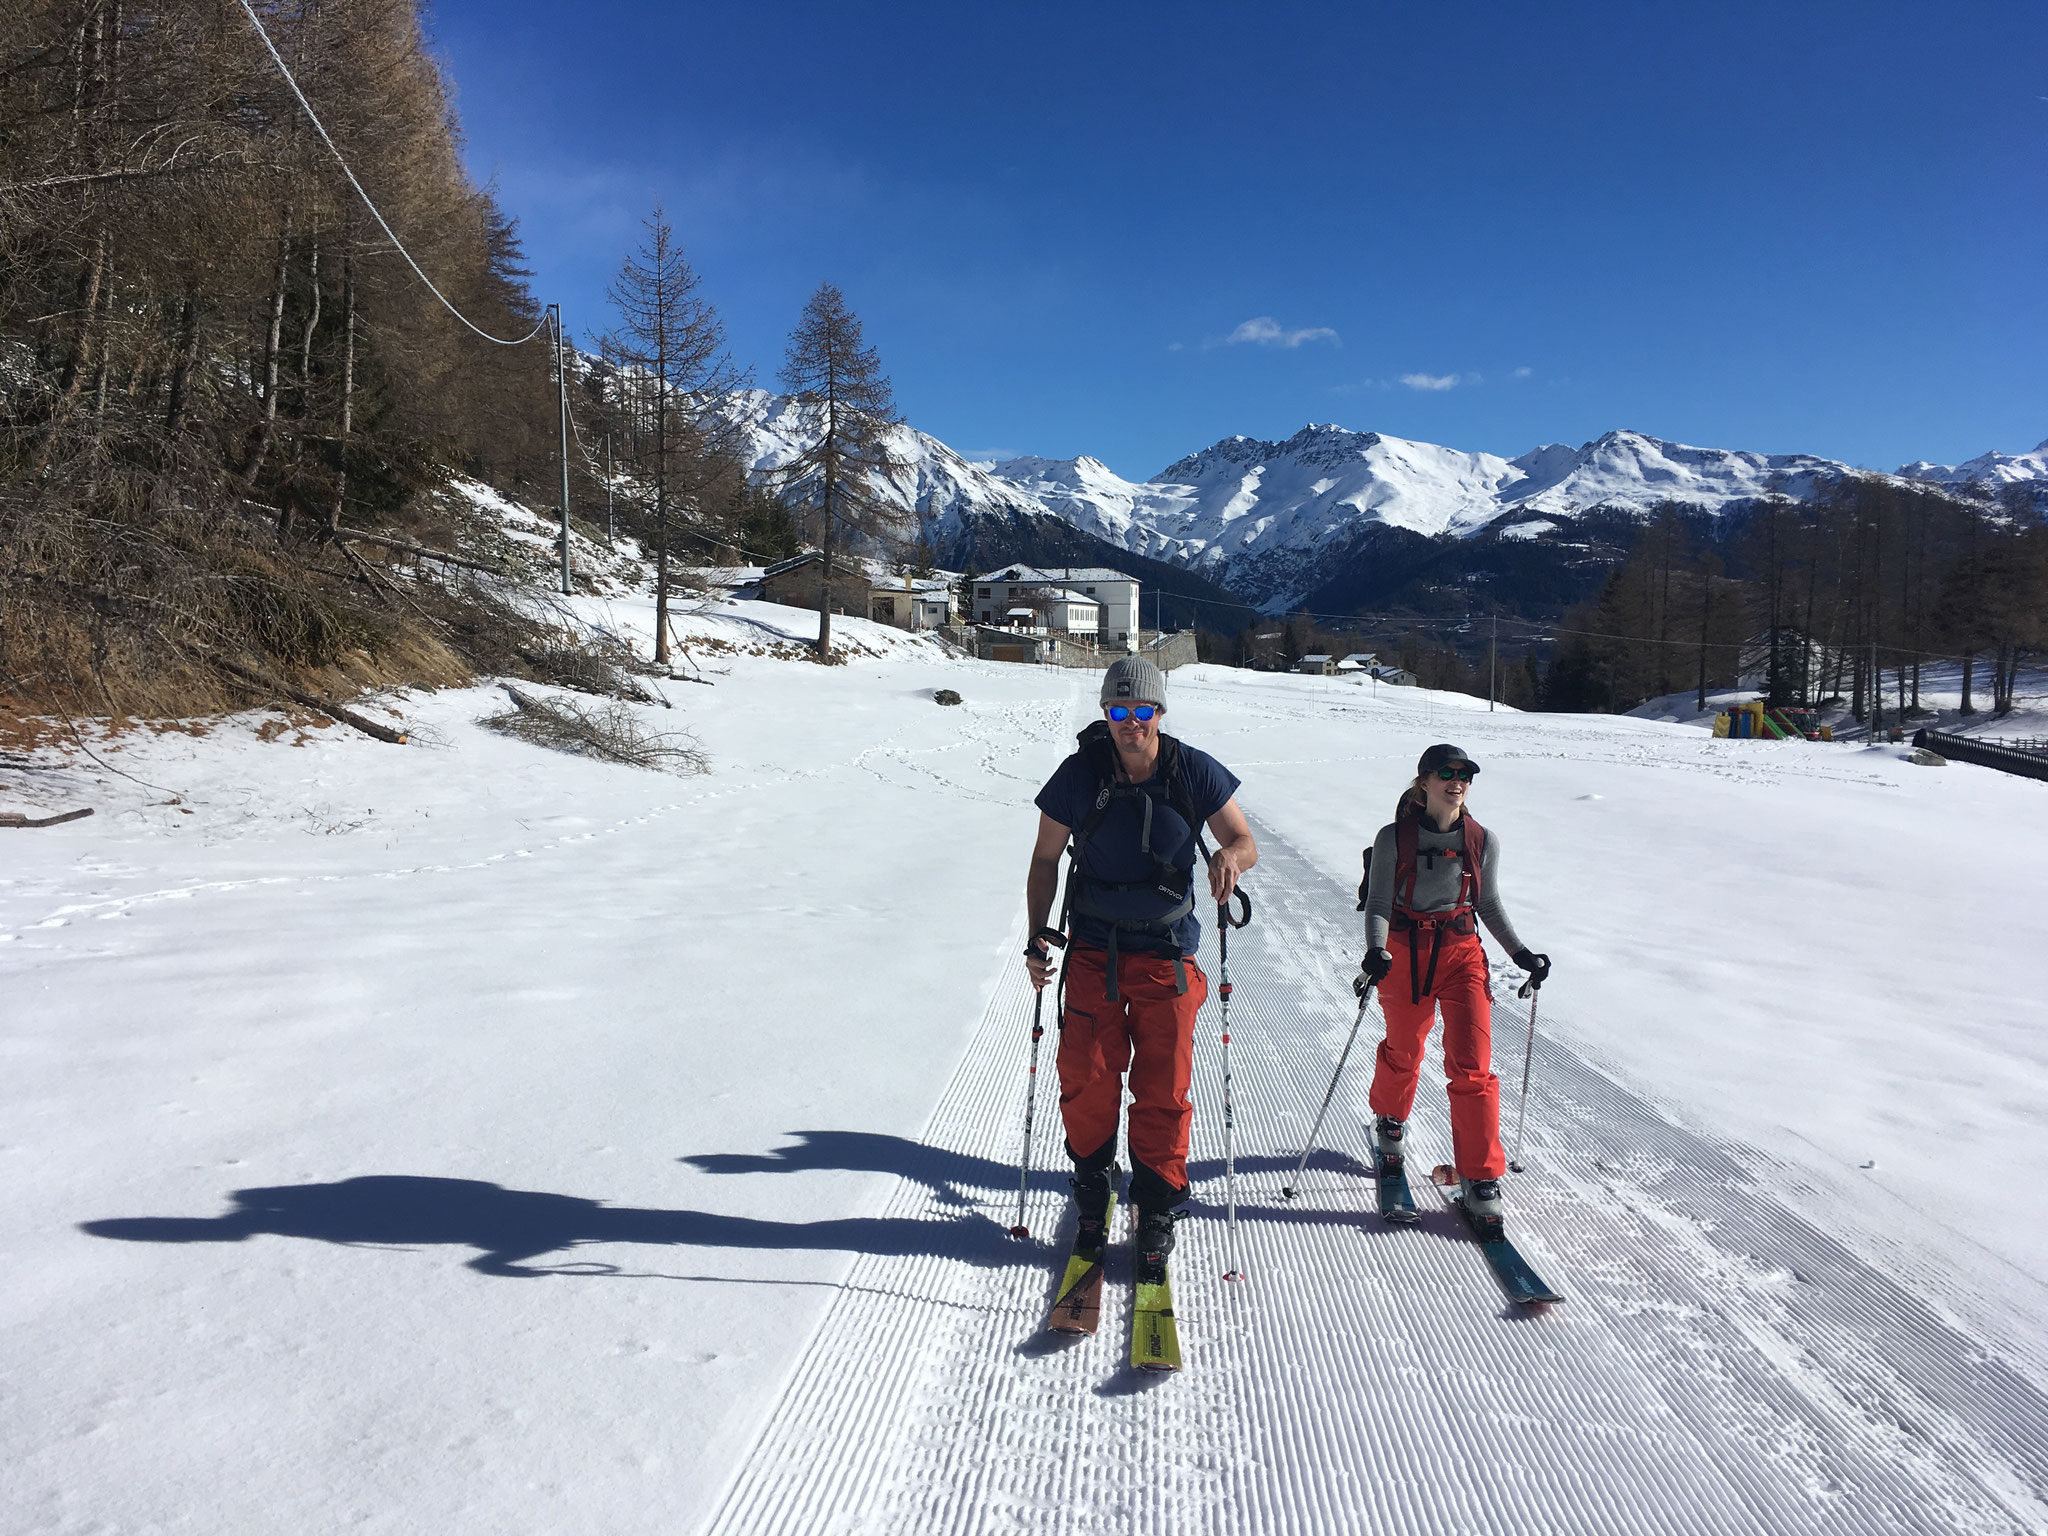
{"left": 601, "top": 205, "right": 746, "bottom": 664}
{"left": 775, "top": 282, "right": 908, "bottom": 656}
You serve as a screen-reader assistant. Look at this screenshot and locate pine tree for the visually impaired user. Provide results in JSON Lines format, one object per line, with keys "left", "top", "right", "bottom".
{"left": 775, "top": 283, "right": 908, "bottom": 656}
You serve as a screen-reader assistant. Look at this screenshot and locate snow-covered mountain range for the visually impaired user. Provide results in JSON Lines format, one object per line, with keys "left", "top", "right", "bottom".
{"left": 1897, "top": 438, "right": 2048, "bottom": 496}
{"left": 990, "top": 426, "right": 1855, "bottom": 607}
{"left": 714, "top": 389, "right": 2043, "bottom": 611}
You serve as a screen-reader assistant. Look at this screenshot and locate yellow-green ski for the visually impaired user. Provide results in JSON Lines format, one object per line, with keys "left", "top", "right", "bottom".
{"left": 1047, "top": 1188, "right": 1117, "bottom": 1336}
{"left": 1130, "top": 1272, "right": 1181, "bottom": 1372}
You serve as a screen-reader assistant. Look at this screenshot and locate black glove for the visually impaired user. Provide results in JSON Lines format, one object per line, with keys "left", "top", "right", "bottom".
{"left": 1354, "top": 948, "right": 1393, "bottom": 996}
{"left": 1025, "top": 928, "right": 1068, "bottom": 964}
{"left": 1513, "top": 948, "right": 1551, "bottom": 991}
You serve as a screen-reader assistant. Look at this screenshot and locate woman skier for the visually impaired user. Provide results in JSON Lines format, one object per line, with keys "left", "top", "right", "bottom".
{"left": 1357, "top": 743, "right": 1549, "bottom": 1238}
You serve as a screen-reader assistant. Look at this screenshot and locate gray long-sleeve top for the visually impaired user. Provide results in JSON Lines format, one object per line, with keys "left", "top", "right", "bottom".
{"left": 1363, "top": 816, "right": 1528, "bottom": 956}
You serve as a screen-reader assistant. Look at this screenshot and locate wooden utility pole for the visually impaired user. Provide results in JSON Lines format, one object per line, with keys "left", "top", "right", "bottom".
{"left": 552, "top": 304, "right": 572, "bottom": 595}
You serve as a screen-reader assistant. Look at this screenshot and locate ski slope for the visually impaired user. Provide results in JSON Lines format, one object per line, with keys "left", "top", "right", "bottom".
{"left": 4, "top": 611, "right": 2046, "bottom": 1534}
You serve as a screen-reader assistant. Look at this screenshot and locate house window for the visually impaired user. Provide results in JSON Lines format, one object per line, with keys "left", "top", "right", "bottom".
{"left": 1085, "top": 586, "right": 1095, "bottom": 594}
{"left": 977, "top": 587, "right": 991, "bottom": 597}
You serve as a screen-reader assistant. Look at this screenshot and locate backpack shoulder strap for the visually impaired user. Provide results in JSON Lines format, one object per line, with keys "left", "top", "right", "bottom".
{"left": 1394, "top": 803, "right": 1421, "bottom": 910}
{"left": 1157, "top": 733, "right": 1202, "bottom": 825}
{"left": 1460, "top": 812, "right": 1487, "bottom": 910}
{"left": 1071, "top": 722, "right": 1120, "bottom": 840}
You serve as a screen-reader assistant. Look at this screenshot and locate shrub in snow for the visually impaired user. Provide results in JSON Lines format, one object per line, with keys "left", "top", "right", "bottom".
{"left": 934, "top": 690, "right": 963, "bottom": 706}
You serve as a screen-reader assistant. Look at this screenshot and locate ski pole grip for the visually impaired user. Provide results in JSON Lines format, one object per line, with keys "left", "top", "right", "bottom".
{"left": 1033, "top": 928, "right": 1068, "bottom": 950}
{"left": 1219, "top": 889, "right": 1251, "bottom": 929}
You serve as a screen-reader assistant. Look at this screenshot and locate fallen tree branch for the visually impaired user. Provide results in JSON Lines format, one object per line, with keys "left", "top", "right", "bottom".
{"left": 489, "top": 685, "right": 706, "bottom": 773}
{"left": 0, "top": 807, "right": 94, "bottom": 828}
{"left": 211, "top": 657, "right": 408, "bottom": 744}
{"left": 334, "top": 526, "right": 509, "bottom": 577}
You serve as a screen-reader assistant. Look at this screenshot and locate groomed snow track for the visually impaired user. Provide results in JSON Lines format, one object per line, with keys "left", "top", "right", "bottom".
{"left": 702, "top": 820, "right": 2048, "bottom": 1536}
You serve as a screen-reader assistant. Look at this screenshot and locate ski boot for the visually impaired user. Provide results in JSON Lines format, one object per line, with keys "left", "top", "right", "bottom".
{"left": 1460, "top": 1176, "right": 1505, "bottom": 1241}
{"left": 1374, "top": 1115, "right": 1406, "bottom": 1176}
{"left": 1069, "top": 1163, "right": 1121, "bottom": 1258}
{"left": 1134, "top": 1207, "right": 1181, "bottom": 1286}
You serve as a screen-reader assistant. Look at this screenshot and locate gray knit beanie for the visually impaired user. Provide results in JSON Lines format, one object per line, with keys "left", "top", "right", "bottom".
{"left": 1100, "top": 655, "right": 1168, "bottom": 709}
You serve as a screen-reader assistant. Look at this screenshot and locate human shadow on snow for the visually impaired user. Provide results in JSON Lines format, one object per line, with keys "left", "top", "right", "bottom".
{"left": 80, "top": 1173, "right": 1030, "bottom": 1278}
{"left": 683, "top": 1128, "right": 1373, "bottom": 1208}
{"left": 83, "top": 1136, "right": 1381, "bottom": 1279}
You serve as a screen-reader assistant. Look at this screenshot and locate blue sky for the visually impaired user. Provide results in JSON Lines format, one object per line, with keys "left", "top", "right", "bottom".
{"left": 425, "top": 1, "right": 2047, "bottom": 481}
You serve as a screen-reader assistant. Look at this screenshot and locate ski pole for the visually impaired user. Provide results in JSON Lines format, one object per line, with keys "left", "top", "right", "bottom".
{"left": 1507, "top": 979, "right": 1540, "bottom": 1174}
{"left": 1216, "top": 888, "right": 1251, "bottom": 1281}
{"left": 1010, "top": 929, "right": 1066, "bottom": 1239}
{"left": 1280, "top": 980, "right": 1374, "bottom": 1201}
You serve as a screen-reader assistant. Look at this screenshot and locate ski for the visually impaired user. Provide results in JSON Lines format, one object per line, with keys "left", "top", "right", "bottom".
{"left": 1131, "top": 1265, "right": 1182, "bottom": 1372}
{"left": 1430, "top": 1166, "right": 1564, "bottom": 1306}
{"left": 1375, "top": 1145, "right": 1420, "bottom": 1225}
{"left": 1047, "top": 1186, "right": 1118, "bottom": 1336}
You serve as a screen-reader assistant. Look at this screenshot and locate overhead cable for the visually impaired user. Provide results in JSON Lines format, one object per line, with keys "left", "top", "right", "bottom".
{"left": 234, "top": 0, "right": 548, "bottom": 348}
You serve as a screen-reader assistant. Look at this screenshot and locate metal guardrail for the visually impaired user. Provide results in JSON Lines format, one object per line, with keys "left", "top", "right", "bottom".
{"left": 1913, "top": 728, "right": 2048, "bottom": 783}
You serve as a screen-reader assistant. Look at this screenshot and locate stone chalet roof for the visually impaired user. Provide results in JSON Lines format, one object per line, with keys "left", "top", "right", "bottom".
{"left": 1300, "top": 653, "right": 1334, "bottom": 663}
{"left": 759, "top": 551, "right": 825, "bottom": 580}
{"left": 1340, "top": 653, "right": 1379, "bottom": 666}
{"left": 984, "top": 564, "right": 1136, "bottom": 585}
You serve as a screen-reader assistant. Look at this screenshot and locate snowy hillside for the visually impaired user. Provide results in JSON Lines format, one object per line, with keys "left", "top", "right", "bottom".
{"left": 1502, "top": 428, "right": 1846, "bottom": 517}
{"left": 1898, "top": 437, "right": 2048, "bottom": 497}
{"left": 5, "top": 595, "right": 2048, "bottom": 1534}
{"left": 996, "top": 428, "right": 1520, "bottom": 601}
{"left": 715, "top": 389, "right": 1060, "bottom": 550}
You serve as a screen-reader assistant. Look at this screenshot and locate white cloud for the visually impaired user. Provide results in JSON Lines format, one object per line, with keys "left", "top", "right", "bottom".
{"left": 960, "top": 448, "right": 1019, "bottom": 464}
{"left": 1513, "top": 366, "right": 1533, "bottom": 379}
{"left": 1400, "top": 372, "right": 1460, "bottom": 392}
{"left": 1210, "top": 315, "right": 1340, "bottom": 350}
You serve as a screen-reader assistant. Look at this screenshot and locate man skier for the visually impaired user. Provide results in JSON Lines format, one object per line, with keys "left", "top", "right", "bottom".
{"left": 1024, "top": 656, "right": 1257, "bottom": 1282}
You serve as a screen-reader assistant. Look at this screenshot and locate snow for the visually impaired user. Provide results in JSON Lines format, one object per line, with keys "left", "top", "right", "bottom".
{"left": 6, "top": 621, "right": 2047, "bottom": 1534}
{"left": 1503, "top": 428, "right": 1845, "bottom": 516}
{"left": 994, "top": 425, "right": 1527, "bottom": 602}
{"left": 1898, "top": 436, "right": 2048, "bottom": 492}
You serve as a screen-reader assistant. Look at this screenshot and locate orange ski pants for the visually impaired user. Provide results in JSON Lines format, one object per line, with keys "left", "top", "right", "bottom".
{"left": 1367, "top": 931, "right": 1505, "bottom": 1180}
{"left": 1057, "top": 947, "right": 1209, "bottom": 1200}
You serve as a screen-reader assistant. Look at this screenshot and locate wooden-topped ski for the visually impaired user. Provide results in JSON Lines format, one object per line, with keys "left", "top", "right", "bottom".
{"left": 1046, "top": 1189, "right": 1117, "bottom": 1336}
{"left": 1131, "top": 1273, "right": 1182, "bottom": 1371}
{"left": 1429, "top": 1165, "right": 1564, "bottom": 1307}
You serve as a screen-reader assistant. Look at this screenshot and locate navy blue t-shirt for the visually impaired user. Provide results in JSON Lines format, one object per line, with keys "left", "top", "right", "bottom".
{"left": 1036, "top": 740, "right": 1241, "bottom": 957}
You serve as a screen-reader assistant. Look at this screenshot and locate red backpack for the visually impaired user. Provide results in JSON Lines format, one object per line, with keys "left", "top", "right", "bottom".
{"left": 1356, "top": 801, "right": 1487, "bottom": 1003}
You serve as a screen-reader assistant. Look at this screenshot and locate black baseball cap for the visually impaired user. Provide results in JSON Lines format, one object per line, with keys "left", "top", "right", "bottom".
{"left": 1417, "top": 743, "right": 1480, "bottom": 777}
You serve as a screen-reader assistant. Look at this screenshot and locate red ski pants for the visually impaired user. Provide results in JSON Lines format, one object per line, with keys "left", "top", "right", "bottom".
{"left": 1057, "top": 948, "right": 1208, "bottom": 1198}
{"left": 1367, "top": 931, "right": 1505, "bottom": 1180}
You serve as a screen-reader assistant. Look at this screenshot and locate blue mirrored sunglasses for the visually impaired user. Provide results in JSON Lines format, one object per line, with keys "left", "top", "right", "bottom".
{"left": 1106, "top": 704, "right": 1160, "bottom": 723}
